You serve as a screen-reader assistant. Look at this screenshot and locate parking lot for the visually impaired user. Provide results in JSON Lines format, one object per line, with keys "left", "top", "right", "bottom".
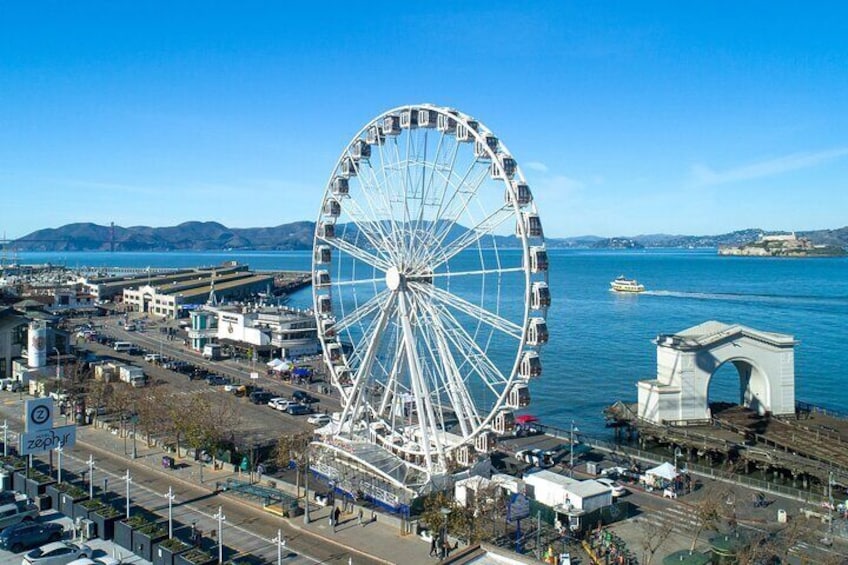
{"left": 0, "top": 509, "right": 147, "bottom": 565}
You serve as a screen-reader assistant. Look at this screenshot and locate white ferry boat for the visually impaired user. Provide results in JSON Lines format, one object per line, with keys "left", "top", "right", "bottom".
{"left": 610, "top": 276, "right": 645, "bottom": 293}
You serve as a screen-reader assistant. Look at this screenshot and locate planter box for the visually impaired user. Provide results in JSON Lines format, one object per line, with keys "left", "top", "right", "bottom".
{"left": 59, "top": 490, "right": 88, "bottom": 518}
{"left": 12, "top": 470, "right": 27, "bottom": 493}
{"left": 25, "top": 476, "right": 55, "bottom": 501}
{"left": 73, "top": 499, "right": 105, "bottom": 522}
{"left": 45, "top": 484, "right": 62, "bottom": 511}
{"left": 90, "top": 507, "right": 122, "bottom": 540}
{"left": 175, "top": 549, "right": 216, "bottom": 565}
{"left": 114, "top": 520, "right": 134, "bottom": 552}
{"left": 134, "top": 526, "right": 167, "bottom": 562}
{"left": 153, "top": 539, "right": 191, "bottom": 565}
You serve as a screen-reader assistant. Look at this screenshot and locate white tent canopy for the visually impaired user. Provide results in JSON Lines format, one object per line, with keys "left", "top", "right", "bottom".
{"left": 645, "top": 462, "right": 678, "bottom": 481}
{"left": 266, "top": 358, "right": 293, "bottom": 371}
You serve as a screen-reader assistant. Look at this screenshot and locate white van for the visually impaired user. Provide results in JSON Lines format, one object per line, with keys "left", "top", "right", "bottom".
{"left": 113, "top": 341, "right": 134, "bottom": 352}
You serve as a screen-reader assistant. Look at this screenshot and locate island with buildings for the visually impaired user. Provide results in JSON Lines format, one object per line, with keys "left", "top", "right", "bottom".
{"left": 718, "top": 232, "right": 847, "bottom": 257}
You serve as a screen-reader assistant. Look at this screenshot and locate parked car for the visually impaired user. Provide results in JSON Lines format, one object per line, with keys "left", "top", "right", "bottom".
{"left": 22, "top": 541, "right": 91, "bottom": 565}
{"left": 0, "top": 501, "right": 39, "bottom": 530}
{"left": 596, "top": 478, "right": 627, "bottom": 498}
{"left": 286, "top": 403, "right": 312, "bottom": 416}
{"left": 66, "top": 557, "right": 120, "bottom": 565}
{"left": 249, "top": 391, "right": 274, "bottom": 405}
{"left": 307, "top": 413, "right": 331, "bottom": 426}
{"left": 292, "top": 390, "right": 319, "bottom": 404}
{"left": 268, "top": 397, "right": 291, "bottom": 411}
{"left": 0, "top": 522, "right": 64, "bottom": 553}
{"left": 205, "top": 375, "right": 230, "bottom": 386}
{"left": 0, "top": 490, "right": 22, "bottom": 505}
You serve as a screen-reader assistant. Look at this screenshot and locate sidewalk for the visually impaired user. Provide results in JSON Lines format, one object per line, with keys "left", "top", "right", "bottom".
{"left": 75, "top": 421, "right": 437, "bottom": 565}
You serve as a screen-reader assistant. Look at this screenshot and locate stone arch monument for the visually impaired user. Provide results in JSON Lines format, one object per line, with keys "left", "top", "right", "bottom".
{"left": 638, "top": 321, "right": 797, "bottom": 425}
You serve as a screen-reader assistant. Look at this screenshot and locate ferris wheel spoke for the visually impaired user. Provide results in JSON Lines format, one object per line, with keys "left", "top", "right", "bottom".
{"left": 339, "top": 197, "right": 398, "bottom": 262}
{"left": 412, "top": 282, "right": 523, "bottom": 340}
{"left": 430, "top": 207, "right": 515, "bottom": 270}
{"left": 426, "top": 266, "right": 525, "bottom": 280}
{"left": 339, "top": 292, "right": 397, "bottom": 430}
{"left": 416, "top": 298, "right": 482, "bottom": 438}
{"left": 333, "top": 288, "right": 391, "bottom": 334}
{"left": 378, "top": 335, "right": 406, "bottom": 418}
{"left": 398, "top": 291, "right": 447, "bottom": 465}
{"left": 425, "top": 164, "right": 490, "bottom": 255}
{"left": 434, "top": 303, "right": 511, "bottom": 392}
{"left": 372, "top": 132, "right": 408, "bottom": 259}
{"left": 413, "top": 149, "right": 479, "bottom": 266}
{"left": 344, "top": 158, "right": 407, "bottom": 262}
{"left": 322, "top": 235, "right": 391, "bottom": 272}
{"left": 330, "top": 276, "right": 387, "bottom": 288}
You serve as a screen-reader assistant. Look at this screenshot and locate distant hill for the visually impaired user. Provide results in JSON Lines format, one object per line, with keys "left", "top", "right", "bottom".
{"left": 8, "top": 222, "right": 848, "bottom": 252}
{"left": 12, "top": 221, "right": 315, "bottom": 251}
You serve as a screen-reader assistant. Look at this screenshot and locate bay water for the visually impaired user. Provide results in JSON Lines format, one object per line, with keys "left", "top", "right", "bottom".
{"left": 17, "top": 249, "right": 848, "bottom": 437}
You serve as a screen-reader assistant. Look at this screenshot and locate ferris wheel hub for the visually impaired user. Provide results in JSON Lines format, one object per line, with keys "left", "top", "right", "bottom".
{"left": 385, "top": 266, "right": 402, "bottom": 291}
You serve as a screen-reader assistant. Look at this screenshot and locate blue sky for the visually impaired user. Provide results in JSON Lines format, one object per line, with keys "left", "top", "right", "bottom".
{"left": 1, "top": 2, "right": 846, "bottom": 239}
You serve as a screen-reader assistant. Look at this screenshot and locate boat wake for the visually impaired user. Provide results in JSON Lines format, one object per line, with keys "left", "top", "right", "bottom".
{"left": 642, "top": 289, "right": 848, "bottom": 307}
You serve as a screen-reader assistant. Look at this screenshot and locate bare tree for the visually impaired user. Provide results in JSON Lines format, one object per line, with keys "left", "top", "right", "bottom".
{"left": 637, "top": 518, "right": 676, "bottom": 565}
{"left": 274, "top": 431, "right": 312, "bottom": 497}
{"left": 689, "top": 482, "right": 733, "bottom": 552}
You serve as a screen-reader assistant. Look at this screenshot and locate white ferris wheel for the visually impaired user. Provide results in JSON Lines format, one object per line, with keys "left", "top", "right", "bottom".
{"left": 312, "top": 104, "right": 549, "bottom": 484}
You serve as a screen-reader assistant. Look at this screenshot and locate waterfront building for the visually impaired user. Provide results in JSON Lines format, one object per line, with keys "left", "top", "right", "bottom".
{"left": 0, "top": 307, "right": 27, "bottom": 381}
{"left": 196, "top": 304, "right": 319, "bottom": 360}
{"left": 122, "top": 264, "right": 275, "bottom": 319}
{"left": 188, "top": 309, "right": 218, "bottom": 352}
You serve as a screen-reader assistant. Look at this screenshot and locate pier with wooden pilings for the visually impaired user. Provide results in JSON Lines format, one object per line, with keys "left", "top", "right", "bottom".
{"left": 604, "top": 400, "right": 848, "bottom": 490}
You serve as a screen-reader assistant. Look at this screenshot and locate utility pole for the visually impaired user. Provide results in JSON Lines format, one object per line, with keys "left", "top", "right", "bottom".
{"left": 213, "top": 506, "right": 226, "bottom": 564}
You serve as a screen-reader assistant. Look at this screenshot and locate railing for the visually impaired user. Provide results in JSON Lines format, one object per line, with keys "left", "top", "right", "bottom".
{"left": 576, "top": 436, "right": 827, "bottom": 505}
{"left": 796, "top": 400, "right": 848, "bottom": 421}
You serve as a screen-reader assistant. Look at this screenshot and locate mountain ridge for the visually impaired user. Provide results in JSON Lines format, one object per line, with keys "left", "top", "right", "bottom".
{"left": 7, "top": 222, "right": 848, "bottom": 252}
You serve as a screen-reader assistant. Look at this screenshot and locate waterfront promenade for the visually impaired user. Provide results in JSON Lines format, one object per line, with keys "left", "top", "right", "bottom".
{"left": 0, "top": 392, "right": 437, "bottom": 565}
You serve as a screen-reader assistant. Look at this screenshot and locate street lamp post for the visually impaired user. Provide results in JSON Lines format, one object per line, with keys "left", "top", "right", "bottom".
{"left": 131, "top": 412, "right": 138, "bottom": 459}
{"left": 123, "top": 469, "right": 132, "bottom": 519}
{"left": 53, "top": 347, "right": 61, "bottom": 384}
{"left": 271, "top": 529, "right": 286, "bottom": 565}
{"left": 439, "top": 507, "right": 451, "bottom": 559}
{"left": 303, "top": 448, "right": 310, "bottom": 525}
{"left": 1, "top": 420, "right": 7, "bottom": 458}
{"left": 55, "top": 442, "right": 63, "bottom": 484}
{"left": 165, "top": 487, "right": 176, "bottom": 539}
{"left": 569, "top": 421, "right": 579, "bottom": 477}
{"left": 87, "top": 455, "right": 95, "bottom": 499}
{"left": 213, "top": 505, "right": 226, "bottom": 564}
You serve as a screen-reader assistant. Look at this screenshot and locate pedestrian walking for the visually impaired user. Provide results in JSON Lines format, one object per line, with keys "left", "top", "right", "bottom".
{"left": 429, "top": 536, "right": 437, "bottom": 557}
{"left": 334, "top": 506, "right": 341, "bottom": 531}
{"left": 358, "top": 508, "right": 363, "bottom": 526}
